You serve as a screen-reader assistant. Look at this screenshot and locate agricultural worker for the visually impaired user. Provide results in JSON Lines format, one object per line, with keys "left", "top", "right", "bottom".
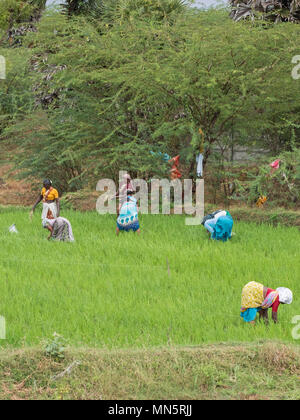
{"left": 30, "top": 179, "right": 60, "bottom": 225}
{"left": 116, "top": 190, "right": 140, "bottom": 236}
{"left": 44, "top": 217, "right": 75, "bottom": 242}
{"left": 115, "top": 174, "right": 135, "bottom": 214}
{"left": 240, "top": 281, "right": 293, "bottom": 324}
{"left": 202, "top": 210, "right": 233, "bottom": 242}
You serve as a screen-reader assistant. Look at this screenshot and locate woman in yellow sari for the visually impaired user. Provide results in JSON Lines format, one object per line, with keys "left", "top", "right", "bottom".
{"left": 30, "top": 179, "right": 60, "bottom": 225}
{"left": 240, "top": 281, "right": 293, "bottom": 324}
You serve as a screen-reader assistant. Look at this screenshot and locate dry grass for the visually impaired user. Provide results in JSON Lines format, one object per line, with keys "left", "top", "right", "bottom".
{"left": 0, "top": 342, "right": 299, "bottom": 400}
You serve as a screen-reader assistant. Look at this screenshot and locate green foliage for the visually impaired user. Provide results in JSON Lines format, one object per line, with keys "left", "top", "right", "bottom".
{"left": 62, "top": 0, "right": 103, "bottom": 16}
{"left": 88, "top": 10, "right": 300, "bottom": 177}
{"left": 235, "top": 147, "right": 300, "bottom": 206}
{"left": 207, "top": 159, "right": 242, "bottom": 206}
{"left": 0, "top": 47, "right": 33, "bottom": 141}
{"left": 103, "top": 0, "right": 188, "bottom": 24}
{"left": 1, "top": 8, "right": 300, "bottom": 192}
{"left": 45, "top": 333, "right": 67, "bottom": 359}
{"left": 0, "top": 1, "right": 33, "bottom": 31}
{"left": 0, "top": 0, "right": 46, "bottom": 31}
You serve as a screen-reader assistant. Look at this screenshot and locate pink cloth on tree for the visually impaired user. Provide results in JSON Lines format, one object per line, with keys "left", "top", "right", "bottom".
{"left": 270, "top": 159, "right": 280, "bottom": 170}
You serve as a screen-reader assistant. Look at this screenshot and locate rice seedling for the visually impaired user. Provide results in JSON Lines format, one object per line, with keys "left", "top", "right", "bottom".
{"left": 0, "top": 208, "right": 299, "bottom": 348}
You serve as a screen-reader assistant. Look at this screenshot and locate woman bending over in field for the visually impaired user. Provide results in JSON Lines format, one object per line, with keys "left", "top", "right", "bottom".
{"left": 116, "top": 190, "right": 140, "bottom": 236}
{"left": 240, "top": 281, "right": 293, "bottom": 324}
{"left": 44, "top": 217, "right": 75, "bottom": 242}
{"left": 202, "top": 210, "right": 233, "bottom": 242}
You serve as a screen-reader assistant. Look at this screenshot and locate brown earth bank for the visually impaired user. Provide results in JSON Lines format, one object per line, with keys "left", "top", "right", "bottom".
{"left": 0, "top": 164, "right": 299, "bottom": 227}
{"left": 0, "top": 164, "right": 36, "bottom": 207}
{"left": 0, "top": 342, "right": 299, "bottom": 400}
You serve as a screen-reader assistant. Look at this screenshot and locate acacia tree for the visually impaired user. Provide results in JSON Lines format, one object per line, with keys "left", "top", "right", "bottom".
{"left": 3, "top": 10, "right": 300, "bottom": 190}
{"left": 94, "top": 11, "right": 300, "bottom": 171}
{"left": 1, "top": 1, "right": 189, "bottom": 191}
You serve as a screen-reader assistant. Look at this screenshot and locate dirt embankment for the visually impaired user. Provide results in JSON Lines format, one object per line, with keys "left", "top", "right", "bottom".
{"left": 0, "top": 342, "right": 299, "bottom": 400}
{"left": 0, "top": 165, "right": 36, "bottom": 207}
{"left": 1, "top": 163, "right": 299, "bottom": 227}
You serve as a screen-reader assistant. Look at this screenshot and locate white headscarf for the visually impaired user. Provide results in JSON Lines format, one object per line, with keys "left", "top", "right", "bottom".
{"left": 276, "top": 287, "right": 293, "bottom": 305}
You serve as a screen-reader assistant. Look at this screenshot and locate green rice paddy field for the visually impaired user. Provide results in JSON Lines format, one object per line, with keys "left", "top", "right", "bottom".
{"left": 0, "top": 207, "right": 299, "bottom": 349}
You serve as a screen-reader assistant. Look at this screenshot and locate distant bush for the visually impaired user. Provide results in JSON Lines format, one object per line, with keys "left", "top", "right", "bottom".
{"left": 234, "top": 147, "right": 300, "bottom": 207}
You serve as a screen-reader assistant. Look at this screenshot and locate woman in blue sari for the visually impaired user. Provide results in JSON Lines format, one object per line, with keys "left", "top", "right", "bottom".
{"left": 202, "top": 210, "right": 233, "bottom": 242}
{"left": 116, "top": 190, "right": 141, "bottom": 236}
